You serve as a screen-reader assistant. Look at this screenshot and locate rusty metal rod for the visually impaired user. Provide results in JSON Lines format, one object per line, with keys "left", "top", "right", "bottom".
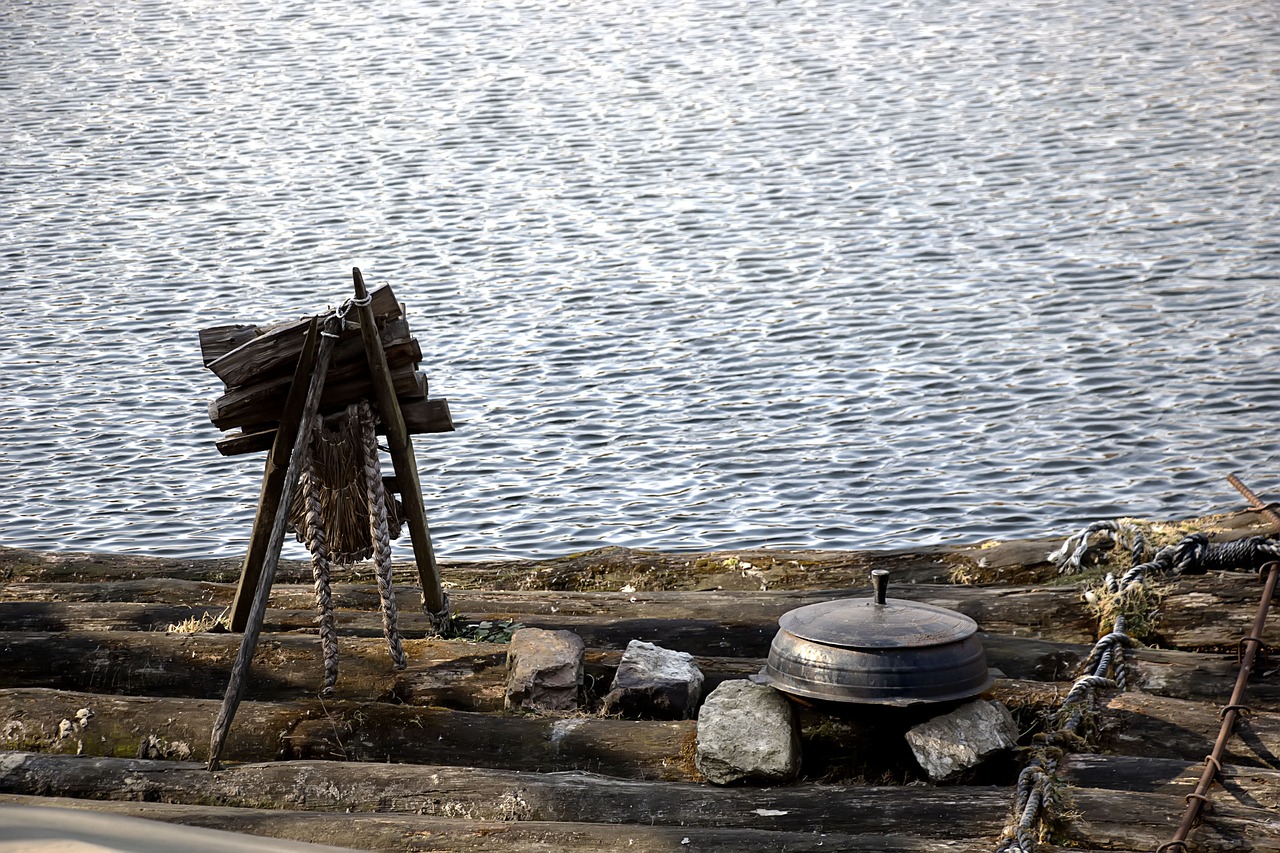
{"left": 1227, "top": 472, "right": 1280, "bottom": 527}
{"left": 1157, "top": 473, "right": 1280, "bottom": 852}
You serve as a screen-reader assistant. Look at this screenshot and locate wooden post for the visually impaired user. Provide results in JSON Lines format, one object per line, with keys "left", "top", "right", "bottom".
{"left": 227, "top": 318, "right": 321, "bottom": 633}
{"left": 350, "top": 267, "right": 447, "bottom": 620}
{"left": 209, "top": 313, "right": 343, "bottom": 770}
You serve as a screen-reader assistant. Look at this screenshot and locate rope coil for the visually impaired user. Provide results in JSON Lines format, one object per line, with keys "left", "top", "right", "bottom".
{"left": 995, "top": 523, "right": 1280, "bottom": 852}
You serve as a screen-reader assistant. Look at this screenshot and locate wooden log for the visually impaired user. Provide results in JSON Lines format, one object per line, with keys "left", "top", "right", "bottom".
{"left": 214, "top": 397, "right": 454, "bottom": 457}
{"left": 1, "top": 627, "right": 1277, "bottom": 765}
{"left": 207, "top": 350, "right": 424, "bottom": 432}
{"left": 1, "top": 506, "right": 1272, "bottom": 590}
{"left": 0, "top": 794, "right": 1024, "bottom": 853}
{"left": 198, "top": 324, "right": 261, "bottom": 366}
{"left": 1063, "top": 753, "right": 1280, "bottom": 810}
{"left": 0, "top": 752, "right": 1015, "bottom": 836}
{"left": 0, "top": 689, "right": 697, "bottom": 780}
{"left": 1, "top": 787, "right": 1275, "bottom": 853}
{"left": 0, "top": 631, "right": 511, "bottom": 712}
{"left": 202, "top": 284, "right": 401, "bottom": 387}
{"left": 214, "top": 313, "right": 344, "bottom": 767}
{"left": 0, "top": 574, "right": 1265, "bottom": 653}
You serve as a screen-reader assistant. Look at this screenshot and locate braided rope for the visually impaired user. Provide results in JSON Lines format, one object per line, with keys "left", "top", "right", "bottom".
{"left": 360, "top": 400, "right": 407, "bottom": 670}
{"left": 1000, "top": 524, "right": 1280, "bottom": 851}
{"left": 302, "top": 421, "right": 340, "bottom": 697}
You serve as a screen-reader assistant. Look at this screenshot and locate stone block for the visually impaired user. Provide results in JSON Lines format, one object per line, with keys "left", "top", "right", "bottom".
{"left": 601, "top": 640, "right": 704, "bottom": 719}
{"left": 695, "top": 679, "right": 801, "bottom": 785}
{"left": 905, "top": 699, "right": 1018, "bottom": 782}
{"left": 504, "top": 628, "right": 584, "bottom": 712}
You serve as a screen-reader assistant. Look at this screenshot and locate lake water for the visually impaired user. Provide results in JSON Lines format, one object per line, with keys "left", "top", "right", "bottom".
{"left": 2, "top": 0, "right": 1278, "bottom": 561}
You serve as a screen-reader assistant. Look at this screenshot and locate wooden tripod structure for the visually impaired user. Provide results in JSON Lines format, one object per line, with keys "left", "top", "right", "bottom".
{"left": 207, "top": 268, "right": 449, "bottom": 769}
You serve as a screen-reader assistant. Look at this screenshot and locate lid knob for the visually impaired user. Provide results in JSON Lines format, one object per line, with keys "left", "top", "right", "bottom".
{"left": 871, "top": 569, "right": 889, "bottom": 605}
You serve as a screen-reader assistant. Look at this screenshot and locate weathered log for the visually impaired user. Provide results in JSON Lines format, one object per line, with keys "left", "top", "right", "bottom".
{"left": 0, "top": 752, "right": 1014, "bottom": 834}
{"left": 3, "top": 505, "right": 1272, "bottom": 589}
{"left": 0, "top": 632, "right": 510, "bottom": 711}
{"left": 0, "top": 794, "right": 1022, "bottom": 853}
{"left": 215, "top": 397, "right": 454, "bottom": 457}
{"left": 0, "top": 689, "right": 697, "bottom": 780}
{"left": 1, "top": 787, "right": 1275, "bottom": 853}
{"left": 201, "top": 284, "right": 402, "bottom": 387}
{"left": 207, "top": 353, "right": 425, "bottom": 433}
{"left": 0, "top": 574, "right": 1266, "bottom": 653}
{"left": 199, "top": 324, "right": 261, "bottom": 366}
{"left": 1063, "top": 753, "right": 1280, "bottom": 810}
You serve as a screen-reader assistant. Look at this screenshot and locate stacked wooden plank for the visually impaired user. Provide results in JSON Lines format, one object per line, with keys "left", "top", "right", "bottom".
{"left": 0, "top": 507, "right": 1278, "bottom": 852}
{"left": 198, "top": 284, "right": 453, "bottom": 457}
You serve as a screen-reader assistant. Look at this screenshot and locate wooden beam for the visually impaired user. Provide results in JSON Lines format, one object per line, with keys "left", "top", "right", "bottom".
{"left": 213, "top": 398, "right": 454, "bottom": 457}
{"left": 227, "top": 318, "right": 321, "bottom": 633}
{"left": 351, "top": 268, "right": 446, "bottom": 618}
{"left": 212, "top": 313, "right": 343, "bottom": 769}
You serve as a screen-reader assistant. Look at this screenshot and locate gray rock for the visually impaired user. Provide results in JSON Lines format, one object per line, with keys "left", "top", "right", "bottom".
{"left": 504, "top": 628, "right": 584, "bottom": 712}
{"left": 905, "top": 699, "right": 1018, "bottom": 782}
{"left": 695, "top": 679, "right": 801, "bottom": 785}
{"left": 601, "top": 640, "right": 704, "bottom": 720}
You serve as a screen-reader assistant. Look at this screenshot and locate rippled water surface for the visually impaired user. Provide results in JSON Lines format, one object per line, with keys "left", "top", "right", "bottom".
{"left": 2, "top": 0, "right": 1278, "bottom": 560}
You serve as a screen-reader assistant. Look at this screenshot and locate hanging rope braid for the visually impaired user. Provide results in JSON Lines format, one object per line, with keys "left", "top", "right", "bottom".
{"left": 360, "top": 399, "right": 407, "bottom": 670}
{"left": 996, "top": 523, "right": 1280, "bottom": 852}
{"left": 302, "top": 437, "right": 340, "bottom": 697}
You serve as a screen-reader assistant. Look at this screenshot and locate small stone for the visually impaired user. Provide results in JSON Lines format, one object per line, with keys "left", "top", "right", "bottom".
{"left": 505, "top": 628, "right": 585, "bottom": 712}
{"left": 905, "top": 699, "right": 1018, "bottom": 782}
{"left": 601, "top": 640, "right": 704, "bottom": 719}
{"left": 695, "top": 679, "right": 801, "bottom": 785}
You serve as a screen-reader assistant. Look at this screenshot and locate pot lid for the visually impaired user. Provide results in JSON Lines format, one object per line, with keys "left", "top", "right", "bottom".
{"left": 779, "top": 570, "right": 977, "bottom": 650}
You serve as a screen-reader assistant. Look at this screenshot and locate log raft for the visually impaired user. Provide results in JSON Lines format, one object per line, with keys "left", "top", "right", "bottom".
{"left": 0, "top": 507, "right": 1278, "bottom": 851}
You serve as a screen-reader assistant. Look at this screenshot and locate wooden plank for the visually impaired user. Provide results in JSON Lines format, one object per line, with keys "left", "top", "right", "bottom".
{"left": 228, "top": 318, "right": 320, "bottom": 633}
{"left": 204, "top": 285, "right": 401, "bottom": 387}
{"left": 1063, "top": 753, "right": 1280, "bottom": 809}
{"left": 207, "top": 343, "right": 423, "bottom": 432}
{"left": 213, "top": 397, "right": 454, "bottom": 457}
{"left": 198, "top": 324, "right": 261, "bottom": 366}
{"left": 351, "top": 268, "right": 445, "bottom": 617}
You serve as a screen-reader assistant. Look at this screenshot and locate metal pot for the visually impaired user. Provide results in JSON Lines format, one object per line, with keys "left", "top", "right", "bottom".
{"left": 756, "top": 570, "right": 994, "bottom": 706}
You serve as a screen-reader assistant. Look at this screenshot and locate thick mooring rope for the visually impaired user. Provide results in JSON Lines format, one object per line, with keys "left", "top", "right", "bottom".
{"left": 995, "top": 525, "right": 1280, "bottom": 852}
{"left": 302, "top": 438, "right": 340, "bottom": 696}
{"left": 360, "top": 399, "right": 407, "bottom": 670}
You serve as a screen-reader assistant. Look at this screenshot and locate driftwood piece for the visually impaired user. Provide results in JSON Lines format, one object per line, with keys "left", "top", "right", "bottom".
{"left": 1, "top": 674, "right": 1276, "bottom": 772}
{"left": 198, "top": 324, "right": 261, "bottom": 366}
{"left": 0, "top": 753, "right": 1013, "bottom": 834}
{"left": 3, "top": 752, "right": 1279, "bottom": 848}
{"left": 201, "top": 285, "right": 401, "bottom": 386}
